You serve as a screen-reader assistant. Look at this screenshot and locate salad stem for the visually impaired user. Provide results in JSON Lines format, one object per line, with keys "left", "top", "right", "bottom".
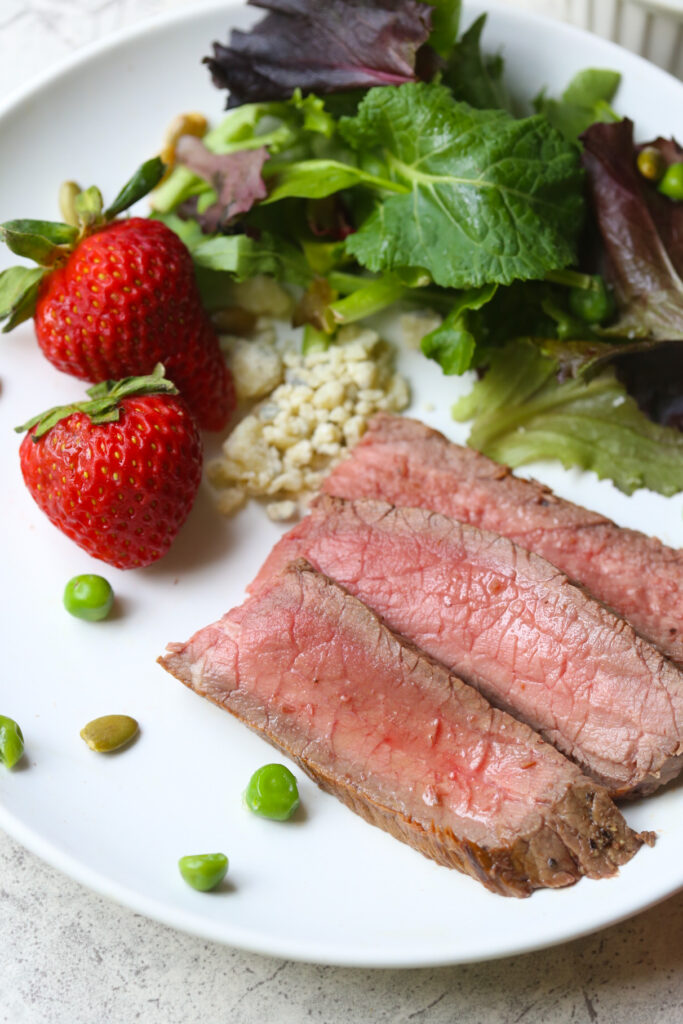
{"left": 545, "top": 268, "right": 596, "bottom": 291}
{"left": 329, "top": 277, "right": 408, "bottom": 323}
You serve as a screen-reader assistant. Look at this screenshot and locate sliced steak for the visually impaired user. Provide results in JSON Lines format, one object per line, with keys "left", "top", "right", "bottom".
{"left": 252, "top": 497, "right": 683, "bottom": 795}
{"left": 321, "top": 413, "right": 683, "bottom": 667}
{"left": 159, "top": 560, "right": 646, "bottom": 897}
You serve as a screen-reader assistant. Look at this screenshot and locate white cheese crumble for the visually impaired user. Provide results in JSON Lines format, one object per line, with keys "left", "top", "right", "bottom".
{"left": 208, "top": 325, "right": 410, "bottom": 518}
{"left": 228, "top": 275, "right": 293, "bottom": 317}
{"left": 221, "top": 334, "right": 284, "bottom": 401}
{"left": 399, "top": 310, "right": 443, "bottom": 349}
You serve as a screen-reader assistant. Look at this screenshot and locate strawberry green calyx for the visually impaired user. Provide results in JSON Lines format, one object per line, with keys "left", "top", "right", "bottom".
{"left": 0, "top": 266, "right": 48, "bottom": 331}
{"left": 104, "top": 157, "right": 166, "bottom": 219}
{"left": 15, "top": 363, "right": 179, "bottom": 441}
{"left": 0, "top": 156, "right": 166, "bottom": 332}
{"left": 0, "top": 219, "right": 79, "bottom": 263}
{"left": 73, "top": 186, "right": 106, "bottom": 231}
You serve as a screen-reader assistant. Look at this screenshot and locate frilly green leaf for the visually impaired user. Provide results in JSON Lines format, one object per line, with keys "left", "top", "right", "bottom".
{"left": 453, "top": 341, "right": 683, "bottom": 496}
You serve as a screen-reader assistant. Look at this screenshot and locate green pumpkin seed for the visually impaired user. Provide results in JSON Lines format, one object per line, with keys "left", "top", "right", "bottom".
{"left": 80, "top": 715, "right": 139, "bottom": 753}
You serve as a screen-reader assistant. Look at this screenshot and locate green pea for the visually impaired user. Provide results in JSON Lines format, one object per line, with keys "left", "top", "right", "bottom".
{"left": 0, "top": 716, "right": 24, "bottom": 769}
{"left": 568, "top": 275, "right": 615, "bottom": 325}
{"left": 658, "top": 163, "right": 683, "bottom": 201}
{"left": 63, "top": 574, "right": 114, "bottom": 621}
{"left": 245, "top": 763, "right": 300, "bottom": 821}
{"left": 178, "top": 853, "right": 228, "bottom": 892}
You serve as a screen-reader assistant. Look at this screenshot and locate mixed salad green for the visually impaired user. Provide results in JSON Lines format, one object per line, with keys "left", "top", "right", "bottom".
{"left": 152, "top": 0, "right": 683, "bottom": 496}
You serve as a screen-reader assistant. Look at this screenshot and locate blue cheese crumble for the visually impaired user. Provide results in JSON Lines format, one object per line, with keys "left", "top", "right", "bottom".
{"left": 208, "top": 325, "right": 409, "bottom": 519}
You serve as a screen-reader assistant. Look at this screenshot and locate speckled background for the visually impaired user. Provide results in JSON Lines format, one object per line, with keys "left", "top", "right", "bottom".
{"left": 2, "top": 3, "right": 683, "bottom": 1022}
{"left": 2, "top": 830, "right": 683, "bottom": 1023}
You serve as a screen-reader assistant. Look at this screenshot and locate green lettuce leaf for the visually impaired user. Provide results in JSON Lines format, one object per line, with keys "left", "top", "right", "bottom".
{"left": 420, "top": 283, "right": 497, "bottom": 373}
{"left": 262, "top": 159, "right": 404, "bottom": 204}
{"left": 191, "top": 232, "right": 311, "bottom": 286}
{"left": 340, "top": 82, "right": 584, "bottom": 289}
{"left": 442, "top": 15, "right": 509, "bottom": 111}
{"left": 452, "top": 341, "right": 683, "bottom": 496}
{"left": 427, "top": 0, "right": 461, "bottom": 57}
{"left": 151, "top": 92, "right": 337, "bottom": 215}
{"left": 534, "top": 68, "right": 621, "bottom": 144}
{"left": 150, "top": 211, "right": 206, "bottom": 249}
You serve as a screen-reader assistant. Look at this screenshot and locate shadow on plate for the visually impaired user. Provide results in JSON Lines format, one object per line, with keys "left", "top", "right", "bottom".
{"left": 142, "top": 484, "right": 237, "bottom": 579}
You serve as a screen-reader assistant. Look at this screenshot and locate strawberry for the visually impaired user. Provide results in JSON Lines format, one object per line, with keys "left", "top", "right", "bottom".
{"left": 0, "top": 158, "right": 235, "bottom": 432}
{"left": 33, "top": 217, "right": 200, "bottom": 380}
{"left": 17, "top": 365, "right": 202, "bottom": 569}
{"left": 165, "top": 316, "right": 237, "bottom": 433}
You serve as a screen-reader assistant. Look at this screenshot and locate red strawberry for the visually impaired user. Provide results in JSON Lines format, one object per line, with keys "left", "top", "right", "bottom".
{"left": 165, "top": 317, "right": 237, "bottom": 433}
{"left": 33, "top": 217, "right": 199, "bottom": 380}
{"left": 0, "top": 158, "right": 235, "bottom": 432}
{"left": 17, "top": 366, "right": 202, "bottom": 569}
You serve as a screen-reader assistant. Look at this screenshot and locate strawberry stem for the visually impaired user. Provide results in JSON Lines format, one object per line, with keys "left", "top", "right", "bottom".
{"left": 59, "top": 182, "right": 81, "bottom": 227}
{"left": 15, "top": 364, "right": 179, "bottom": 440}
{"left": 74, "top": 186, "right": 105, "bottom": 230}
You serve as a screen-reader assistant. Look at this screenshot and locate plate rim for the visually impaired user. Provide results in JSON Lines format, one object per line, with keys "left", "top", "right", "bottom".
{"left": 3, "top": 801, "right": 682, "bottom": 968}
{"left": 1, "top": 0, "right": 683, "bottom": 968}
{"left": 3, "top": 0, "right": 683, "bottom": 124}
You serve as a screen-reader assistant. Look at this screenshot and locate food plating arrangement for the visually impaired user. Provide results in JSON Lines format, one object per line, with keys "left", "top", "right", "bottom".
{"left": 1, "top": 0, "right": 683, "bottom": 962}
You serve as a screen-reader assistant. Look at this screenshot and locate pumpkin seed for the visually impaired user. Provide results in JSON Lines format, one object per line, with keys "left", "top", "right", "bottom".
{"left": 80, "top": 715, "right": 139, "bottom": 753}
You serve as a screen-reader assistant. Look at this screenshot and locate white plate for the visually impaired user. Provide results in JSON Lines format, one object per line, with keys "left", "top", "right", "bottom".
{"left": 1, "top": 0, "right": 683, "bottom": 969}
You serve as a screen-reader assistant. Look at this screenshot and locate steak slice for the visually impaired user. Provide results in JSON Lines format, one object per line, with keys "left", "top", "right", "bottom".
{"left": 251, "top": 497, "right": 683, "bottom": 796}
{"left": 321, "top": 413, "right": 683, "bottom": 667}
{"left": 159, "top": 560, "right": 646, "bottom": 898}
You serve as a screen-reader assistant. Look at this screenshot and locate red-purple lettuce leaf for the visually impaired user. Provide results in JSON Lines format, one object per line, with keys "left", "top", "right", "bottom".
{"left": 581, "top": 119, "right": 683, "bottom": 340}
{"left": 613, "top": 340, "right": 683, "bottom": 430}
{"left": 306, "top": 196, "right": 354, "bottom": 240}
{"left": 175, "top": 136, "right": 269, "bottom": 233}
{"left": 205, "top": 0, "right": 433, "bottom": 107}
{"left": 636, "top": 136, "right": 683, "bottom": 270}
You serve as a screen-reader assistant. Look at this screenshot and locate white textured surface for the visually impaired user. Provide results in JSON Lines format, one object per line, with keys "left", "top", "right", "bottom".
{"left": 2, "top": 828, "right": 683, "bottom": 1024}
{"left": 1, "top": 1, "right": 683, "bottom": 1020}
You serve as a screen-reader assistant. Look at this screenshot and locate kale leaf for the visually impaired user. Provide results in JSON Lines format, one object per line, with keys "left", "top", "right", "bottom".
{"left": 340, "top": 82, "right": 584, "bottom": 288}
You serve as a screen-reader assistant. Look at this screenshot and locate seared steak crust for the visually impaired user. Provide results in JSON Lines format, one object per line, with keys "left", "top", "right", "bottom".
{"left": 160, "top": 561, "right": 646, "bottom": 898}
{"left": 322, "top": 413, "right": 683, "bottom": 667}
{"left": 252, "top": 497, "right": 683, "bottom": 796}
